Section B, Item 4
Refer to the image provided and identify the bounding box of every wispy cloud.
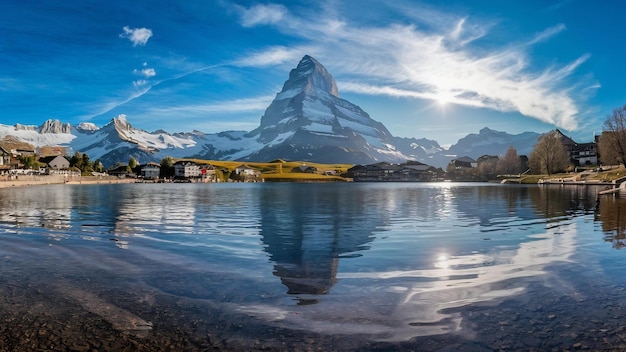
[233,3,593,131]
[237,4,287,27]
[119,26,153,46]
[233,46,304,67]
[147,96,274,115]
[526,23,567,45]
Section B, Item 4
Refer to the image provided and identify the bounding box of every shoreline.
[0,175,136,188]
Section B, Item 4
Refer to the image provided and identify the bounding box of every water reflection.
[260,184,590,340]
[258,184,378,303]
[0,185,72,232]
[596,195,626,249]
[0,182,619,347]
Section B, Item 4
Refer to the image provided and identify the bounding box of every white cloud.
[238,4,287,27]
[133,80,147,87]
[133,68,156,78]
[233,3,593,131]
[120,26,153,46]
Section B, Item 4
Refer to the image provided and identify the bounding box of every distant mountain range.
[0,55,542,169]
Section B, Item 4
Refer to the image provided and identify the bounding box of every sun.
[434,91,455,107]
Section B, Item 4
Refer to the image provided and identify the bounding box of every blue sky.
[0,0,622,147]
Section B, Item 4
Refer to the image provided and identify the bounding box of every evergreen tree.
[128,157,138,170]
[160,156,175,178]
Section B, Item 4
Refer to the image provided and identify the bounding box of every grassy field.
[183,159,354,182]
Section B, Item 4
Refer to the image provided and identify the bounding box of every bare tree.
[477,155,498,180]
[496,145,521,175]
[528,131,570,175]
[598,105,626,167]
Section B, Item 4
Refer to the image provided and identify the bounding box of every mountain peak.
[39,119,72,134]
[479,127,498,134]
[280,55,339,98]
[112,114,133,132]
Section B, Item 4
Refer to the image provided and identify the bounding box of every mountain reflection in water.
[0,183,625,350]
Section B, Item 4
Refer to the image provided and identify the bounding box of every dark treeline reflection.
[596,195,626,249]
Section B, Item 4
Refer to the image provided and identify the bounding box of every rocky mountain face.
[40,119,72,134]
[244,55,408,164]
[0,55,545,168]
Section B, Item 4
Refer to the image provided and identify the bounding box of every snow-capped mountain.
[243,55,410,163]
[0,55,542,168]
[68,115,263,166]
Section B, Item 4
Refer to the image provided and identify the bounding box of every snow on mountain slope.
[0,122,75,147]
[244,55,409,164]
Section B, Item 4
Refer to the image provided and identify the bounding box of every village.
[0,128,615,185]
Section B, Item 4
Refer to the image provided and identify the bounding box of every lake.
[0,182,626,351]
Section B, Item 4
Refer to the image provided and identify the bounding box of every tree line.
[448,104,626,180]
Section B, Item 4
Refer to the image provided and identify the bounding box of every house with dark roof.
[555,129,598,166]
[0,146,11,171]
[39,155,70,170]
[140,162,161,179]
[174,161,200,178]
[347,161,438,182]
[108,165,132,178]
[450,156,477,169]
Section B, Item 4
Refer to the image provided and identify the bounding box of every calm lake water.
[1,182,626,351]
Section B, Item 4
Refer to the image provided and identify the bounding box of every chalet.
[39,155,70,170]
[0,136,35,158]
[0,146,11,169]
[571,142,597,166]
[450,156,477,169]
[346,162,402,182]
[234,164,260,177]
[200,164,217,182]
[174,161,200,178]
[140,162,161,179]
[556,129,598,166]
[108,165,132,178]
[392,163,437,181]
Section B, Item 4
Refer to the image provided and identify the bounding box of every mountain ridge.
[0,115,541,169]
[0,55,544,168]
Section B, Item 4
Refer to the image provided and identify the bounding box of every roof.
[38,155,68,164]
[400,164,432,172]
[142,162,161,168]
[554,129,576,146]
[174,160,196,166]
[455,156,476,163]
